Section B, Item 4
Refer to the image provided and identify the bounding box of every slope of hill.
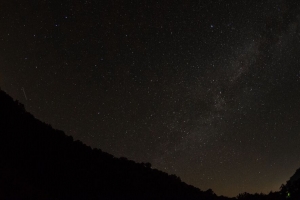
[289,168,300,183]
[0,89,233,200]
[279,168,300,200]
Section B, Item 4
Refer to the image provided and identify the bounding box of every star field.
[1,0,300,197]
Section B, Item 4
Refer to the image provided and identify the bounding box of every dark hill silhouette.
[289,168,300,183]
[0,89,234,200]
[278,168,300,200]
[235,164,300,199]
[236,169,300,200]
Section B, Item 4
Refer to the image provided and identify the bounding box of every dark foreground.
[0,89,299,199]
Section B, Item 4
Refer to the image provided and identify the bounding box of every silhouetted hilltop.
[278,168,300,200]
[236,169,300,200]
[289,168,300,183]
[0,89,233,200]
[234,169,300,200]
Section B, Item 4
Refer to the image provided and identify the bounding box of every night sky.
[1,0,300,197]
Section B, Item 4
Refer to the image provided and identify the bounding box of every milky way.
[1,0,300,196]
